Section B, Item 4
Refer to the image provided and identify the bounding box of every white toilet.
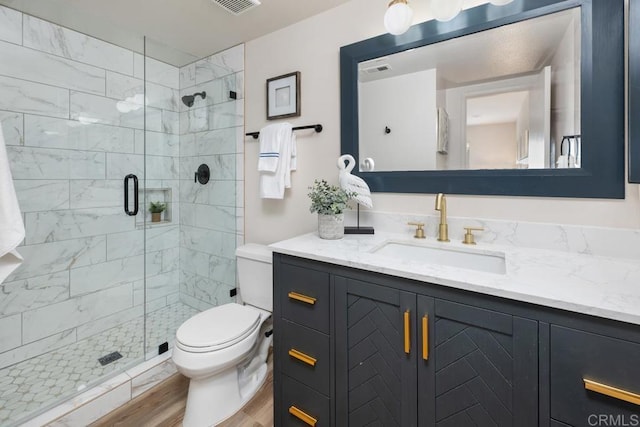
[172,243,273,427]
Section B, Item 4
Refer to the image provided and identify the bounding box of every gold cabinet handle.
[404,310,411,354]
[288,291,316,305]
[288,349,317,367]
[584,379,640,405]
[422,315,429,361]
[289,406,318,426]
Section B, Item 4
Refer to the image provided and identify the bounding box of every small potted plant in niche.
[149,201,167,223]
[308,179,353,240]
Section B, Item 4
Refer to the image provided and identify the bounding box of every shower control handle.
[123,174,139,216]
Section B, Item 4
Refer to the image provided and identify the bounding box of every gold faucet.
[435,193,449,242]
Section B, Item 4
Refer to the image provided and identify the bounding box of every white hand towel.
[258,123,292,172]
[0,124,25,284]
[259,123,296,199]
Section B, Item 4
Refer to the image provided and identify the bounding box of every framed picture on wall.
[266,71,300,120]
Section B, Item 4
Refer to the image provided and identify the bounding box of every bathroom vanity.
[271,232,640,427]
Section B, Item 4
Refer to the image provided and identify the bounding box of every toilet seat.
[176,303,261,353]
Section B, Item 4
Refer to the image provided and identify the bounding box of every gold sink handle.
[462,227,484,245]
[408,222,426,239]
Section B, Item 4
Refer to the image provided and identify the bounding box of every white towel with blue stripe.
[259,123,296,199]
[0,124,25,284]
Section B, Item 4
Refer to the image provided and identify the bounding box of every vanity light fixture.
[384,0,414,35]
[384,0,514,35]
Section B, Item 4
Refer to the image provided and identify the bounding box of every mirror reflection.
[357,7,581,172]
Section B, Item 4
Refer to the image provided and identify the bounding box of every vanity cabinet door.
[419,298,538,427]
[335,276,418,427]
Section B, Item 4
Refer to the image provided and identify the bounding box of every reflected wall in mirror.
[358,7,581,172]
[341,0,624,198]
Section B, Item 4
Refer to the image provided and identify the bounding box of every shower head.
[181,91,206,108]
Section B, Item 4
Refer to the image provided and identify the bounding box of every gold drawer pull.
[422,315,429,361]
[404,310,411,354]
[289,349,317,367]
[289,405,318,426]
[584,379,640,405]
[288,291,317,305]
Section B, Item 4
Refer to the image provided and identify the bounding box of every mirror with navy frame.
[631,0,640,183]
[340,0,624,198]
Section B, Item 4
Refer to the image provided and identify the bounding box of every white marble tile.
[0,5,21,45]
[22,283,134,343]
[106,226,179,260]
[69,255,143,297]
[192,127,238,155]
[25,207,135,244]
[179,291,214,312]
[162,109,180,134]
[69,180,121,209]
[7,146,105,179]
[166,292,180,305]
[236,180,244,208]
[0,75,69,118]
[106,72,179,112]
[179,179,236,206]
[145,270,179,302]
[5,236,106,281]
[23,15,133,75]
[179,62,196,89]
[146,106,163,133]
[133,53,144,80]
[180,272,232,307]
[76,305,143,341]
[180,247,210,278]
[13,180,70,212]
[24,115,135,153]
[0,328,76,370]
[0,271,69,317]
[158,247,180,273]
[146,155,179,180]
[130,359,176,398]
[48,380,131,427]
[180,107,208,134]
[236,207,244,235]
[180,225,236,259]
[0,110,23,146]
[180,154,235,181]
[195,44,244,84]
[0,314,21,353]
[209,255,236,287]
[143,130,179,157]
[193,204,236,232]
[145,57,180,89]
[0,40,106,95]
[106,152,143,179]
[208,101,243,130]
[70,92,144,130]
[235,149,244,181]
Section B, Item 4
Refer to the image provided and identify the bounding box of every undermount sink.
[371,240,506,275]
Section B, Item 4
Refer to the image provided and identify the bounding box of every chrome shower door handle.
[123,174,139,216]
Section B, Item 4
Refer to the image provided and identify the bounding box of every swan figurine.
[337,154,373,208]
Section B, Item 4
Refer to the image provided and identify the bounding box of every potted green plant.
[308,179,353,239]
[149,201,167,223]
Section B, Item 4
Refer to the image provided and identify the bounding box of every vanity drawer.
[280,262,330,334]
[550,325,640,426]
[280,319,330,396]
[281,375,331,427]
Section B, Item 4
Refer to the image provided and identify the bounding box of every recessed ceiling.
[0,0,352,66]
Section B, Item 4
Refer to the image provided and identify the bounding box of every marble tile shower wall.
[178,45,244,311]
[0,5,181,369]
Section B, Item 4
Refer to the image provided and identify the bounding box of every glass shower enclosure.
[0,5,243,424]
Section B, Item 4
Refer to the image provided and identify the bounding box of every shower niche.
[138,187,173,227]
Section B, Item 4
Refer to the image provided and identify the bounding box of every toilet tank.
[236,244,273,312]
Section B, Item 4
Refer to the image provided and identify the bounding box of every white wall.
[467,123,517,169]
[359,68,438,171]
[244,0,640,245]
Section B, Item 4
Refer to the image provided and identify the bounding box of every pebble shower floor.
[0,302,198,426]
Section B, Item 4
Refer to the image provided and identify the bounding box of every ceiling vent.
[211,0,261,15]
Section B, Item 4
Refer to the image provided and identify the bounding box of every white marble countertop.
[270,231,640,326]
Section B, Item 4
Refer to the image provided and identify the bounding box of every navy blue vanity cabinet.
[549,325,640,426]
[273,254,333,427]
[332,279,538,427]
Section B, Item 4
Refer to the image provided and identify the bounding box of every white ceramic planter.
[318,213,344,240]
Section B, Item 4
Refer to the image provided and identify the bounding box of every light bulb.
[384,0,413,36]
[430,0,463,22]
[490,0,514,4]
